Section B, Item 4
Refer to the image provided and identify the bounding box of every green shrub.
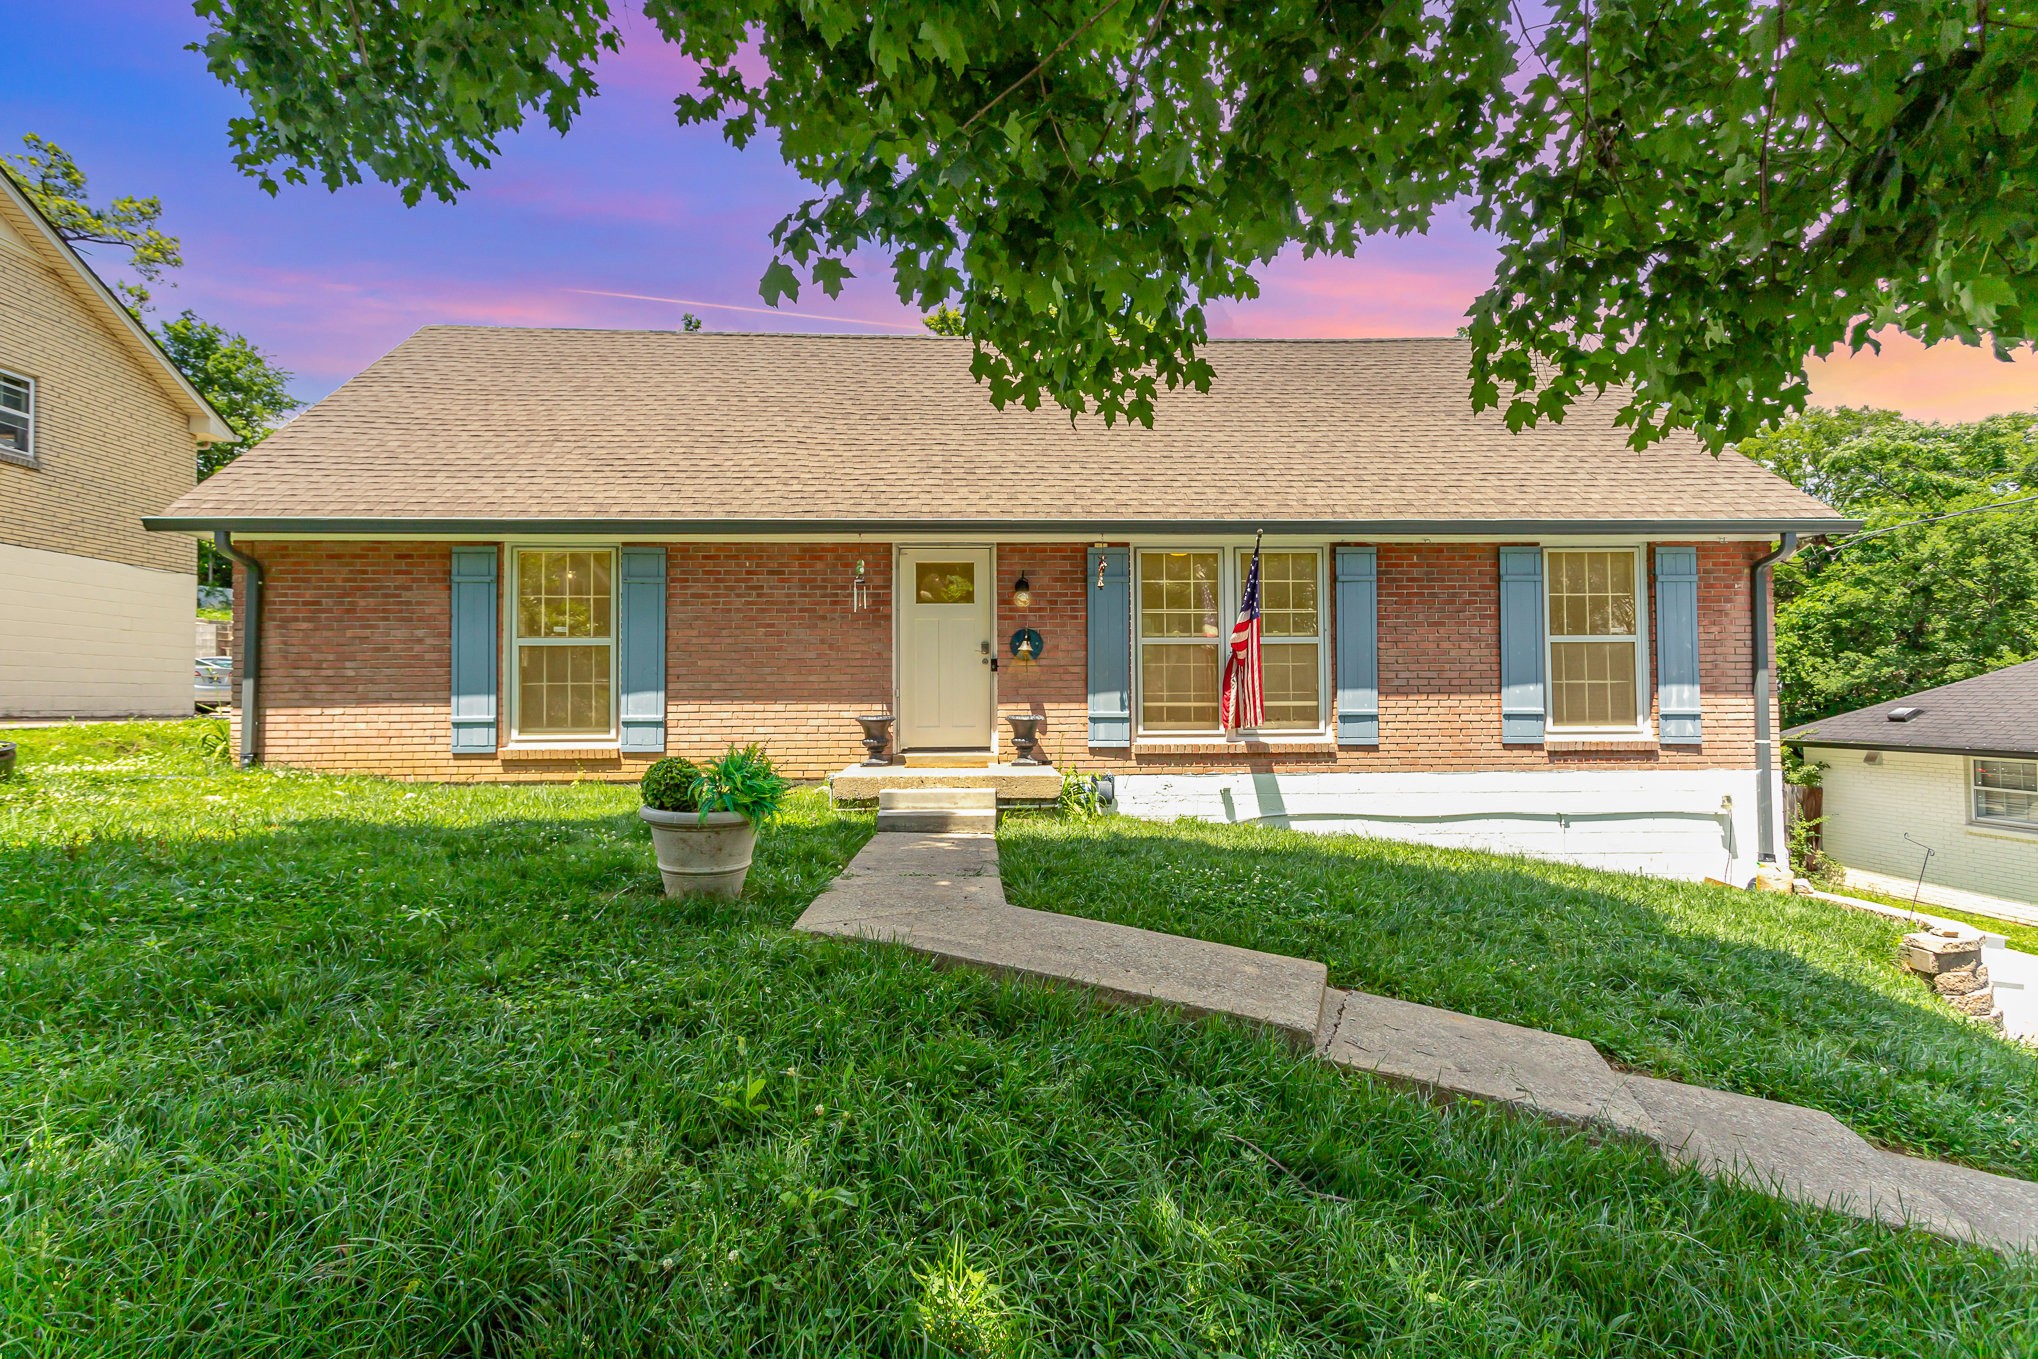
[639,757,702,812]
[696,744,789,823]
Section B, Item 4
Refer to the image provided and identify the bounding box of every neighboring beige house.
[1788,659,2038,919]
[0,171,231,718]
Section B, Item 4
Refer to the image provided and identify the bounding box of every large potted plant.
[638,746,788,899]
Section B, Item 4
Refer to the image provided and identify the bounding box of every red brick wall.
[228,538,1774,782]
[982,540,1767,776]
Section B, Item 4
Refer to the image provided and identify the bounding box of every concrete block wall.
[0,541,193,718]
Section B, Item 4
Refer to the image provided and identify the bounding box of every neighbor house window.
[1545,548,1645,731]
[512,548,615,740]
[1972,758,2038,831]
[0,371,32,463]
[1135,547,1325,735]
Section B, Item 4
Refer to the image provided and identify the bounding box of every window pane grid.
[1140,642,1220,730]
[1140,551,1221,639]
[1974,759,2038,827]
[1546,550,1640,729]
[1244,550,1320,639]
[514,549,615,738]
[1136,549,1323,735]
[0,373,30,457]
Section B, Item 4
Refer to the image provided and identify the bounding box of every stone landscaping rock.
[1901,926,2003,1031]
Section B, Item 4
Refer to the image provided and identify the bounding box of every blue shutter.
[1334,546,1379,744]
[1654,545,1702,744]
[617,546,668,753]
[449,545,499,752]
[1086,547,1131,747]
[1498,546,1545,744]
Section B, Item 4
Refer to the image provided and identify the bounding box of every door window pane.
[1141,551,1222,638]
[914,561,976,604]
[1141,642,1220,730]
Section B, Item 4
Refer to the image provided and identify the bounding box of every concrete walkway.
[797,831,2038,1256]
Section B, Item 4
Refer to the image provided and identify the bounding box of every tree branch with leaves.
[186,1,2036,447]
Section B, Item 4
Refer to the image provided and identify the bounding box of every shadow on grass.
[7,775,2038,1354]
[999,813,2038,1178]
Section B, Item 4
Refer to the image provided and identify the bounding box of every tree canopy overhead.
[190,2,2037,445]
[1745,407,2038,726]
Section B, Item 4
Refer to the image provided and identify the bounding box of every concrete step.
[835,763,1062,804]
[876,786,997,833]
[903,749,994,768]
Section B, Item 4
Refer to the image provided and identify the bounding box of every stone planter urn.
[1005,714,1046,765]
[854,714,895,766]
[638,808,756,900]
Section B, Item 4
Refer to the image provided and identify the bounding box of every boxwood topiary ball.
[640,756,702,812]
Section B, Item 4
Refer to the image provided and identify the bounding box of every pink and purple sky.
[11,3,2035,418]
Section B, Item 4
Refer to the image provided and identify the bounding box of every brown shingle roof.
[152,328,1851,533]
[1785,660,2038,759]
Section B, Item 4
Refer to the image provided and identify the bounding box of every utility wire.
[1807,491,2038,554]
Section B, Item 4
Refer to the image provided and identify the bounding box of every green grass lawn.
[1817,876,2038,955]
[1000,814,2038,1180]
[3,722,2035,1356]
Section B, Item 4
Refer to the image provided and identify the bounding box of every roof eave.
[0,177,234,441]
[1786,734,2038,761]
[145,514,1864,537]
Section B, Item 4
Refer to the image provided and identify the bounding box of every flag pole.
[1223,529,1266,739]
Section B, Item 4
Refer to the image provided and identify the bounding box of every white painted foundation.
[0,541,194,718]
[1113,767,1778,885]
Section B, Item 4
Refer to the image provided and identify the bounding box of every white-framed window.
[1134,546,1326,736]
[509,546,617,742]
[1544,546,1649,733]
[1971,758,2038,831]
[0,370,34,465]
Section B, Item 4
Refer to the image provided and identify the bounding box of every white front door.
[898,547,994,749]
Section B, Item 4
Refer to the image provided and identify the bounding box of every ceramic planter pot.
[639,807,756,900]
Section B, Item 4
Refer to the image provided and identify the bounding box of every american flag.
[1220,538,1265,732]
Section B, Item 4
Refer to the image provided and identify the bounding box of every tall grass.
[1,722,2033,1356]
[1002,812,2038,1179]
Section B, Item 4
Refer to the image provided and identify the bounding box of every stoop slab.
[1318,988,1658,1136]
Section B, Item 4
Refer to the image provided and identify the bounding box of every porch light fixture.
[1011,573,1032,609]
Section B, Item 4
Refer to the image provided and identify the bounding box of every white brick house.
[1788,660,2038,916]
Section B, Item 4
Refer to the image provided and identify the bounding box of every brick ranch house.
[147,328,1855,883]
